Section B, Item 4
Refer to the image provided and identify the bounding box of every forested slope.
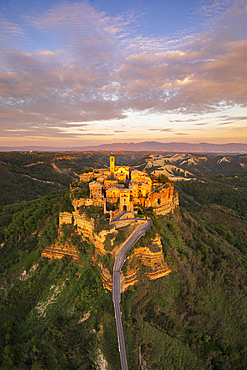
[0,154,247,369]
[0,191,116,369]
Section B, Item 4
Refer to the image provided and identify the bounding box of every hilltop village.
[71,156,179,218]
[42,156,179,290]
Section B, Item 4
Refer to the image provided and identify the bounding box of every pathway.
[112,218,152,370]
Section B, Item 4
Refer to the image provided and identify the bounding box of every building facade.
[75,156,178,216]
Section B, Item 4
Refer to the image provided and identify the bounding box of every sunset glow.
[1,0,247,147]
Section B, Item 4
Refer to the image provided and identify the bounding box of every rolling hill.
[134,152,247,180]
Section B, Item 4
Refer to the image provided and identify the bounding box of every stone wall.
[151,193,179,216]
[73,211,95,233]
[72,212,118,263]
[110,209,121,220]
[100,266,113,291]
[145,183,179,215]
[59,212,73,226]
[47,211,116,261]
[72,198,105,211]
[41,245,80,260]
[112,216,141,230]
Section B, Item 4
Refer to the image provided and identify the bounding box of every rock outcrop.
[42,212,171,291]
[41,230,80,260]
[123,235,171,290]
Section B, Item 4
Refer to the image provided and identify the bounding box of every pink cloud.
[0,14,25,45]
[0,0,247,140]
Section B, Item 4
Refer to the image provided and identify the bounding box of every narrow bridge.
[112,216,152,370]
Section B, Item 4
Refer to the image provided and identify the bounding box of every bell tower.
[110,156,115,173]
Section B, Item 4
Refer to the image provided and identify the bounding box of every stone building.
[89,181,103,199]
[79,172,93,182]
[106,187,120,203]
[104,179,118,190]
[76,156,178,217]
[114,167,130,182]
[119,189,133,213]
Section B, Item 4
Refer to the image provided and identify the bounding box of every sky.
[0,0,247,147]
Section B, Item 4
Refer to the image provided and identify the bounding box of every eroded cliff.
[42,211,171,291]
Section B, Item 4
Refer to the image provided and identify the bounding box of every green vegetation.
[160,173,170,183]
[103,232,117,251]
[0,151,147,207]
[0,254,113,369]
[104,224,138,254]
[1,152,247,369]
[120,206,247,369]
[0,163,66,207]
[0,192,62,274]
[71,181,90,199]
[176,174,247,219]
[106,201,118,211]
[78,205,112,232]
[0,191,117,369]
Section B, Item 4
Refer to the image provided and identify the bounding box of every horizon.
[1,140,247,154]
[1,0,247,146]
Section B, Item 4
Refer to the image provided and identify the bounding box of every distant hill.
[134,152,247,179]
[81,141,247,153]
[1,141,247,153]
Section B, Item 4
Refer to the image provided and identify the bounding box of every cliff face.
[42,211,171,291]
[123,235,171,290]
[146,183,179,216]
[42,211,116,261]
[59,212,73,226]
[151,192,179,216]
[41,230,80,260]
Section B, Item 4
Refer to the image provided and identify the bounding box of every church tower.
[110,156,115,173]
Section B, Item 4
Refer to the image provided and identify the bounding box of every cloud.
[26,3,92,30]
[185,118,198,122]
[114,130,126,132]
[78,133,114,136]
[25,2,130,65]
[217,124,247,136]
[2,122,115,138]
[218,121,235,125]
[1,0,247,138]
[175,133,189,135]
[0,14,25,46]
[194,122,211,126]
[216,115,247,124]
[227,116,247,121]
[149,128,172,131]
